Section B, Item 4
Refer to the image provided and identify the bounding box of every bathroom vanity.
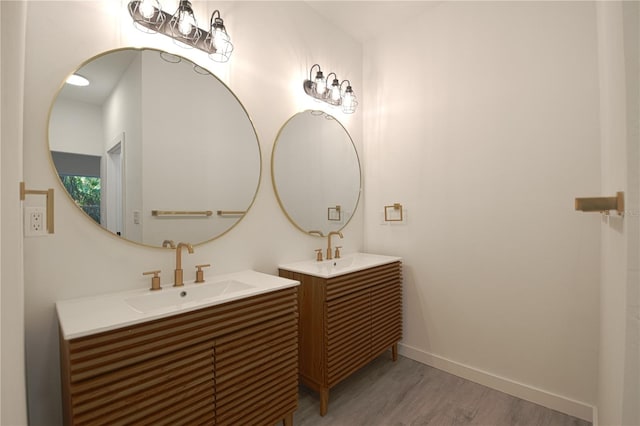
[56,271,299,426]
[279,253,402,416]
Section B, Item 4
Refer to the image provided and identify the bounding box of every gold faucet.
[326,231,343,260]
[174,242,194,287]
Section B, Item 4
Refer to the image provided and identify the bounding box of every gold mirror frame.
[47,47,261,248]
[271,110,361,236]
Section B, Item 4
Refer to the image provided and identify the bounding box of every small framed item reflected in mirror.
[328,205,341,221]
[384,203,404,222]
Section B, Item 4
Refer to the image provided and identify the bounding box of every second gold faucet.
[326,231,343,260]
[174,242,194,286]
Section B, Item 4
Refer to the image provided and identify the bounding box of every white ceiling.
[305,1,439,43]
[59,50,139,104]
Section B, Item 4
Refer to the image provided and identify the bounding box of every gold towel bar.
[152,210,213,217]
[217,210,246,216]
[575,191,624,216]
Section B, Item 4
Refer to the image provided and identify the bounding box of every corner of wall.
[0,1,29,425]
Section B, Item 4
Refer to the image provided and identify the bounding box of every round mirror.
[271,110,361,236]
[48,48,261,247]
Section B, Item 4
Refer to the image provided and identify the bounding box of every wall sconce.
[303,64,358,114]
[128,0,234,62]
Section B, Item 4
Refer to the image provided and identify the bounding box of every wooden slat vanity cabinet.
[279,261,402,416]
[59,287,298,426]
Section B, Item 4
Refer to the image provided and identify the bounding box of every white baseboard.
[398,343,594,422]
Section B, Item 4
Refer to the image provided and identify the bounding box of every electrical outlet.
[24,207,47,236]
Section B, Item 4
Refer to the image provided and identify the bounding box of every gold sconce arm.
[19,182,54,234]
[575,191,624,216]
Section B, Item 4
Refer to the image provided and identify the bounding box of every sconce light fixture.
[303,64,358,114]
[128,0,234,62]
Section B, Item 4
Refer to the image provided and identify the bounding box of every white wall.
[21,1,362,424]
[363,2,600,420]
[620,3,640,418]
[103,49,142,240]
[1,1,29,424]
[49,98,103,155]
[596,2,640,425]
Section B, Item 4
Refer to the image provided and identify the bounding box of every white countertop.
[56,270,299,340]
[278,252,402,278]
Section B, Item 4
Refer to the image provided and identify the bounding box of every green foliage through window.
[60,175,101,224]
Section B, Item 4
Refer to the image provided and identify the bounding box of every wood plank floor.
[294,353,591,426]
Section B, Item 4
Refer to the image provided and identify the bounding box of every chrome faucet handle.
[334,246,342,259]
[315,249,323,262]
[195,264,211,283]
[143,270,162,291]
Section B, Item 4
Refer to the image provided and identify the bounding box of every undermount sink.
[125,279,255,314]
[279,252,402,278]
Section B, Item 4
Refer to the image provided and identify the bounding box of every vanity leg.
[283,412,294,426]
[392,343,398,362]
[320,387,329,416]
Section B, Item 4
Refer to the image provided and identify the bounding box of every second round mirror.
[271,110,361,236]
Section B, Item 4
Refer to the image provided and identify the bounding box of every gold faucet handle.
[334,246,342,259]
[315,249,323,262]
[195,264,211,283]
[143,270,162,291]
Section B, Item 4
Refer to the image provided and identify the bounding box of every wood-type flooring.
[294,354,591,426]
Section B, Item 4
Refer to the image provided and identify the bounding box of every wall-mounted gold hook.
[575,191,624,217]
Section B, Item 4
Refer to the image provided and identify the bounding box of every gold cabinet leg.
[392,343,398,361]
[320,387,329,416]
